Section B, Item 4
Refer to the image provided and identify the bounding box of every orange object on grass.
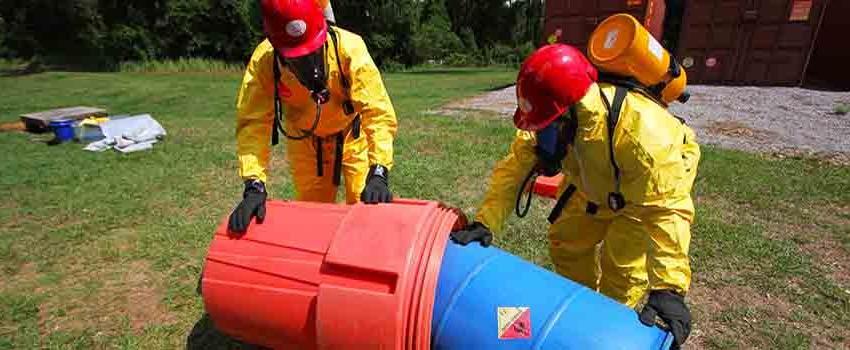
[200,200,463,349]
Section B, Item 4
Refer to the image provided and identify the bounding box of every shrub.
[835,103,850,116]
[445,53,476,67]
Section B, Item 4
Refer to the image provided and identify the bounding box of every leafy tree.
[333,0,420,66]
[413,0,463,63]
[0,0,544,68]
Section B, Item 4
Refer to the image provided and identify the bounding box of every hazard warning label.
[497,307,532,340]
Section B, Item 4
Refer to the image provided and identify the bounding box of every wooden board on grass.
[20,106,107,132]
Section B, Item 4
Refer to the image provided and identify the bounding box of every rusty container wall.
[645,0,668,39]
[805,0,850,90]
[677,0,827,86]
[543,0,650,51]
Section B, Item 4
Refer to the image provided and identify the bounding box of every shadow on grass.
[0,63,44,78]
[186,313,268,350]
[0,59,112,77]
[0,56,130,77]
[487,83,515,91]
[401,68,512,75]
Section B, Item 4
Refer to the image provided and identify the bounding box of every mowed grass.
[1,68,848,349]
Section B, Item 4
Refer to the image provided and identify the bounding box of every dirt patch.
[813,239,850,288]
[687,281,835,349]
[37,260,175,335]
[450,174,491,213]
[0,121,25,132]
[748,200,850,289]
[770,148,850,166]
[692,196,850,347]
[698,195,850,286]
[414,142,443,156]
[0,206,23,231]
[0,263,39,293]
[705,120,779,142]
[432,86,516,116]
[95,227,139,254]
[124,262,173,331]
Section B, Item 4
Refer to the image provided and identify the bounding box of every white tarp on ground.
[83,114,166,153]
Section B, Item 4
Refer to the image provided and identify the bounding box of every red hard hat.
[513,44,598,131]
[261,0,328,58]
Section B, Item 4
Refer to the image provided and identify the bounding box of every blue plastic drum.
[49,120,76,142]
[432,241,673,350]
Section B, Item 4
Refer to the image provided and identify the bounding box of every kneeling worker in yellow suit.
[450,44,700,349]
[229,0,398,233]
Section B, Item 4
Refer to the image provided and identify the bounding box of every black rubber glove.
[639,290,692,350]
[450,222,493,247]
[360,164,393,204]
[228,180,267,234]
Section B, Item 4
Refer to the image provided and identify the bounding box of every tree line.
[0,0,544,69]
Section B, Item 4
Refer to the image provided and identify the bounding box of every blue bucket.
[49,120,76,142]
[432,241,673,350]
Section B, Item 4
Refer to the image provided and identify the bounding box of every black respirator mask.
[284,46,331,104]
[534,117,569,177]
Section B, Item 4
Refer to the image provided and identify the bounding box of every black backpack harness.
[271,26,361,187]
[516,75,686,224]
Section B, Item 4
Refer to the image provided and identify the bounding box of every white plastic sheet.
[83,114,167,153]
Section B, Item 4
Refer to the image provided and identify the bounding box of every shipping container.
[544,0,840,87]
[543,0,652,51]
[805,0,850,90]
[676,0,827,85]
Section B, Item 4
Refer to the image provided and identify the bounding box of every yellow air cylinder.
[315,0,335,23]
[588,14,689,104]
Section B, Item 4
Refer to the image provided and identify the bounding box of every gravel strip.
[440,87,518,116]
[439,85,850,165]
[670,86,850,162]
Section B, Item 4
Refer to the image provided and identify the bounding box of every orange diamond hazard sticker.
[497,307,532,340]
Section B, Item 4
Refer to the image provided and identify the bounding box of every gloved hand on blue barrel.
[450,222,493,247]
[640,290,692,350]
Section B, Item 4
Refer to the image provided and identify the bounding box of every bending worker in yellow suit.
[229,0,398,233]
[450,45,700,349]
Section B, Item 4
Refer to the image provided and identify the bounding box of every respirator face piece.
[285,46,330,103]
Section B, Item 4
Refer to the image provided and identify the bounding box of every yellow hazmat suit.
[475,83,700,307]
[236,27,397,204]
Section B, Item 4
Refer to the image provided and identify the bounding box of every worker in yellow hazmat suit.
[450,44,699,349]
[229,0,397,233]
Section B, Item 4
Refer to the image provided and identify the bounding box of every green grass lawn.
[1,68,848,349]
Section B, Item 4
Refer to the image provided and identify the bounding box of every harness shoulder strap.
[607,87,628,151]
[599,85,629,211]
[600,85,628,178]
[328,27,358,120]
[548,184,577,224]
[272,51,283,146]
[564,106,579,146]
[327,27,351,90]
[609,87,628,181]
